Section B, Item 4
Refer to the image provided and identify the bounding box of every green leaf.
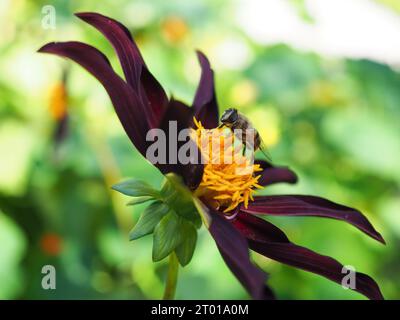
[127,196,154,206]
[129,202,169,240]
[175,221,197,267]
[152,211,184,262]
[112,179,159,198]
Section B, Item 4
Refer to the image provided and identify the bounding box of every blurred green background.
[0,0,399,299]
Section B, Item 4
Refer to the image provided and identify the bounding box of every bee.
[219,108,271,160]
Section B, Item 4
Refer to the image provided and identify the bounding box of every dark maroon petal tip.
[208,209,274,299]
[233,213,384,300]
[258,166,298,186]
[242,195,385,244]
[254,159,274,169]
[192,51,219,129]
[75,11,168,127]
[250,241,384,300]
[38,41,149,156]
[75,12,144,85]
[254,159,298,186]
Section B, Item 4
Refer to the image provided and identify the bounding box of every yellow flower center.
[192,117,263,213]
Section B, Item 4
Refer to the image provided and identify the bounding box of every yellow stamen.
[192,117,264,213]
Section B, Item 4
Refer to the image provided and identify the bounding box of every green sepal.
[161,174,202,229]
[129,201,169,240]
[152,211,184,262]
[120,174,203,267]
[126,196,154,206]
[174,221,197,267]
[112,179,159,198]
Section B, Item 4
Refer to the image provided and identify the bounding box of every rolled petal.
[241,195,385,244]
[254,159,273,168]
[233,213,384,300]
[208,209,275,299]
[38,41,149,155]
[254,159,298,186]
[75,12,168,127]
[192,51,219,129]
[258,166,298,186]
[74,12,143,85]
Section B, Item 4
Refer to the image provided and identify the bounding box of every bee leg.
[217,124,225,129]
[242,144,246,156]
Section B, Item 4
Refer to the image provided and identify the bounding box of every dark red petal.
[74,12,143,85]
[192,51,219,129]
[233,211,289,243]
[75,12,168,127]
[254,159,274,169]
[140,67,169,126]
[242,195,385,244]
[157,99,203,188]
[258,166,298,186]
[38,41,149,155]
[233,213,384,300]
[208,210,275,299]
[181,158,204,191]
[254,159,298,186]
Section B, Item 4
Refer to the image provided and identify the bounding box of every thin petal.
[208,209,274,299]
[232,211,289,243]
[140,67,169,126]
[258,166,298,186]
[233,213,384,300]
[74,12,143,85]
[75,12,168,126]
[242,195,385,244]
[254,159,298,186]
[192,51,219,129]
[38,41,149,155]
[254,159,273,168]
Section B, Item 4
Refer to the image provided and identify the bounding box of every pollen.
[192,117,263,213]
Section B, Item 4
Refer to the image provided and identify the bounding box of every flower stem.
[163,252,179,300]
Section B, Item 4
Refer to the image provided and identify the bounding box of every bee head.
[220,108,238,125]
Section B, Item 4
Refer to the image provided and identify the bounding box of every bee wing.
[258,138,273,162]
[243,131,273,162]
